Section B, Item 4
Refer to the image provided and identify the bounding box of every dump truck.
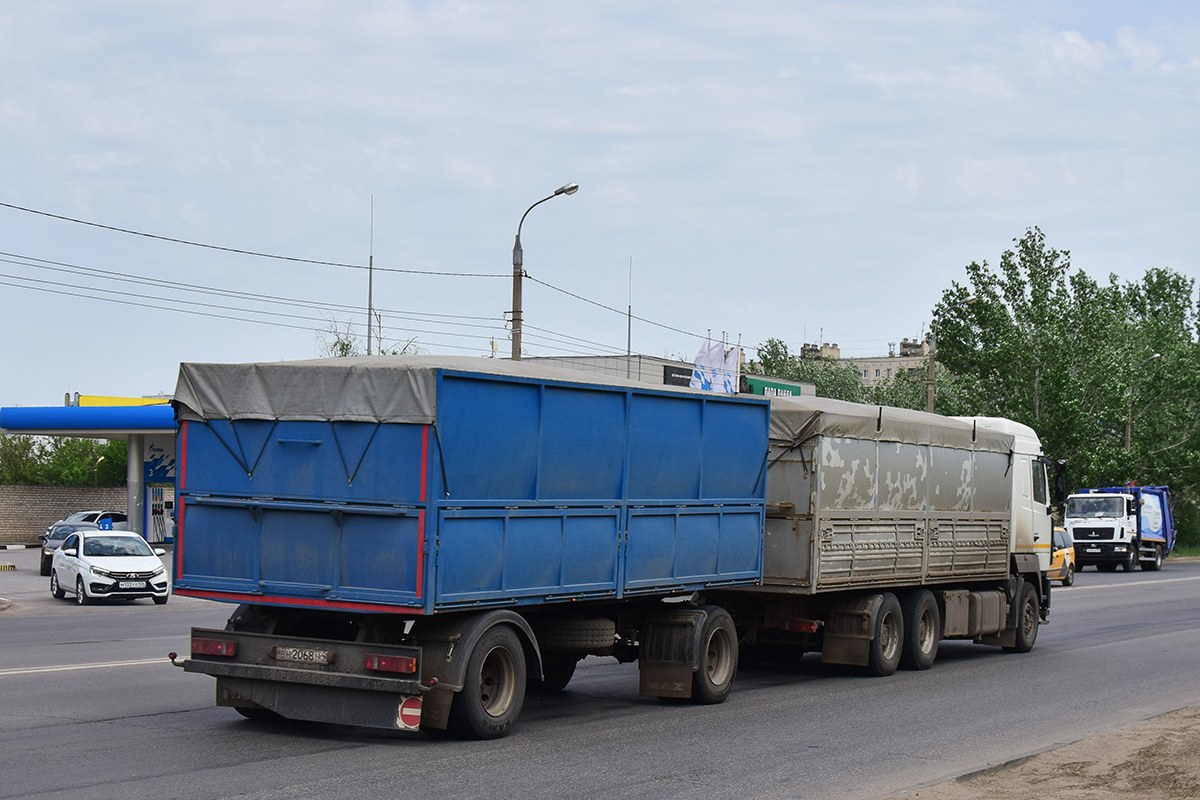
[1066,485,1175,572]
[171,357,1052,738]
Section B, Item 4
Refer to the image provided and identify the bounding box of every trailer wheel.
[1144,544,1163,572]
[690,607,738,704]
[899,590,940,670]
[866,593,903,677]
[1005,581,1039,653]
[527,652,578,694]
[1122,546,1138,572]
[447,625,526,739]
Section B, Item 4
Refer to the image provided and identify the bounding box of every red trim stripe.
[416,425,429,599]
[174,588,423,614]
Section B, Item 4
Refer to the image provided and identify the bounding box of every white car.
[49,530,170,605]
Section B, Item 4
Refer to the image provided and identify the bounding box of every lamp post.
[93,455,105,488]
[1125,352,1162,452]
[511,182,579,361]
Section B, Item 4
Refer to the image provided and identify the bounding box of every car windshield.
[48,528,76,541]
[82,536,154,557]
[1066,496,1124,518]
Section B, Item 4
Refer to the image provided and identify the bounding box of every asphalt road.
[2,547,1199,800]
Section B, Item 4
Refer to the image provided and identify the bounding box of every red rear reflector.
[365,653,417,674]
[778,619,821,634]
[192,638,238,657]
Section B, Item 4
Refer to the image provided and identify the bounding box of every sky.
[1,1,1198,407]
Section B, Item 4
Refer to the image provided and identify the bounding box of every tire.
[1062,563,1075,587]
[690,607,738,704]
[534,618,616,651]
[899,590,940,670]
[50,570,66,599]
[1098,563,1118,572]
[75,577,91,606]
[1004,580,1039,653]
[866,593,904,677]
[1122,546,1138,572]
[40,557,51,577]
[153,594,169,605]
[1144,544,1163,572]
[446,625,526,739]
[528,652,577,694]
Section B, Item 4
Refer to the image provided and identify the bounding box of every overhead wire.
[0,201,727,355]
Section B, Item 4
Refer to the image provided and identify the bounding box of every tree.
[932,227,1200,548]
[747,338,867,402]
[0,434,126,487]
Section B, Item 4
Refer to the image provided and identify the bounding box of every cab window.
[1032,462,1048,506]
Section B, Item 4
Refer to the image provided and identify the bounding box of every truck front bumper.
[1073,542,1134,565]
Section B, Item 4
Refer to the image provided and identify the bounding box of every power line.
[525,274,706,340]
[0,202,507,278]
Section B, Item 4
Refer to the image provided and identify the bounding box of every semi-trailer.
[171,356,1053,738]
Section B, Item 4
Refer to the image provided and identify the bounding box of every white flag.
[689,338,722,390]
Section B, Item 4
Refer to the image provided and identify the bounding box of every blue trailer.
[173,357,1051,738]
[174,357,768,737]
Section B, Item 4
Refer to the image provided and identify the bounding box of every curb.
[2,544,30,550]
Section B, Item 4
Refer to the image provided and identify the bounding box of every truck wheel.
[447,625,526,739]
[866,593,903,677]
[1122,547,1138,572]
[690,607,738,704]
[1144,544,1163,572]
[899,590,940,670]
[527,652,577,694]
[1004,581,1039,653]
[1062,563,1075,587]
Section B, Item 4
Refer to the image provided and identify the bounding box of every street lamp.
[511,182,579,361]
[93,455,106,488]
[1125,352,1162,452]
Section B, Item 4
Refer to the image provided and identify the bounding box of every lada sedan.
[50,530,170,605]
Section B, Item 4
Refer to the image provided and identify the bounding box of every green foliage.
[747,338,867,402]
[931,226,1200,544]
[0,435,126,486]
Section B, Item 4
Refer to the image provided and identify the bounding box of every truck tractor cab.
[1065,492,1138,572]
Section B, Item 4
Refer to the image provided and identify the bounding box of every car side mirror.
[154,548,166,556]
[63,548,77,557]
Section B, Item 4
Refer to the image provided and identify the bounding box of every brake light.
[777,619,822,634]
[364,653,417,674]
[192,637,238,657]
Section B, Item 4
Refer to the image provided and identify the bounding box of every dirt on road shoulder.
[886,704,1200,800]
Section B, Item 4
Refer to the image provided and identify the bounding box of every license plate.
[1086,547,1100,553]
[118,581,146,589]
[271,646,336,665]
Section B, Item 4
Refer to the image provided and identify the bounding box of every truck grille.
[1073,527,1114,541]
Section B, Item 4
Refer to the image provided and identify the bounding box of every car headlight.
[91,567,115,579]
[151,566,165,577]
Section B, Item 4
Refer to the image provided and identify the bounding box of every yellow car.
[1048,527,1076,586]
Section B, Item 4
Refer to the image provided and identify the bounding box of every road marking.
[0,658,167,677]
[1060,574,1200,593]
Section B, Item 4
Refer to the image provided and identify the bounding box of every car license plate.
[118,580,147,589]
[1086,547,1100,553]
[271,646,336,665]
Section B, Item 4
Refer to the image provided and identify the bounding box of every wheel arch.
[415,610,542,693]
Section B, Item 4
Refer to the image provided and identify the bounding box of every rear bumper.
[185,628,425,730]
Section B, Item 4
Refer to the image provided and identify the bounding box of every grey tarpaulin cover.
[768,395,1014,454]
[174,355,708,424]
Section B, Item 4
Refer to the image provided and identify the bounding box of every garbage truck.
[1066,485,1175,572]
[170,357,1053,738]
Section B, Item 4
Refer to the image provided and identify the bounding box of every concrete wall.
[0,485,127,546]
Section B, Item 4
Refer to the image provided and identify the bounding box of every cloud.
[1116,27,1162,75]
